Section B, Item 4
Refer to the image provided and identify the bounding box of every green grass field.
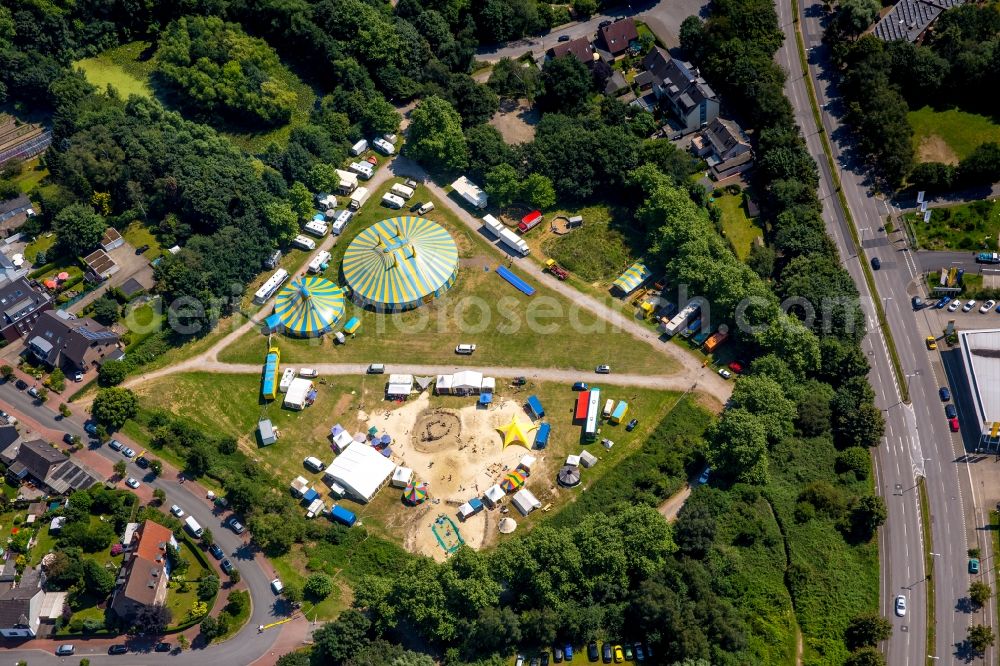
[906,198,1000,251]
[714,194,762,260]
[122,221,163,259]
[8,157,49,193]
[542,205,637,282]
[74,41,155,100]
[908,106,1000,163]
[222,181,677,375]
[24,233,56,262]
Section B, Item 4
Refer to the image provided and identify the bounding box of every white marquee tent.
[323,442,396,502]
[512,488,542,516]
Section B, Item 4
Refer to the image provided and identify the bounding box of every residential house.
[100,227,124,252]
[691,117,755,178]
[547,37,597,66]
[597,18,639,57]
[0,194,34,238]
[874,0,964,42]
[27,310,122,372]
[111,520,175,623]
[83,248,118,282]
[0,567,43,638]
[639,47,719,134]
[0,277,52,344]
[1,438,100,495]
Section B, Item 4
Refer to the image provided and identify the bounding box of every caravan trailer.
[350,139,368,156]
[390,183,414,200]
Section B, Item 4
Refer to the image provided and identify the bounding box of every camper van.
[349,161,374,180]
[184,516,204,538]
[372,137,395,155]
[304,456,324,472]
[350,139,368,156]
[331,209,353,235]
[349,186,370,211]
[304,219,328,237]
[308,251,332,274]
[291,235,316,251]
[390,183,414,200]
[381,193,405,209]
[299,368,318,378]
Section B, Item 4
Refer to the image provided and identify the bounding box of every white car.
[271,578,284,594]
[895,594,907,617]
[125,477,140,489]
[981,300,996,313]
[948,300,961,312]
[963,299,977,312]
[719,368,732,379]
[170,504,185,518]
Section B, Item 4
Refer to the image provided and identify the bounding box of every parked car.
[84,421,98,435]
[209,544,224,560]
[564,645,573,661]
[108,644,128,655]
[602,642,613,663]
[624,645,633,661]
[63,433,75,445]
[135,456,149,469]
[699,468,711,484]
[135,244,150,254]
[367,363,385,374]
[558,34,570,41]
[515,655,525,666]
[572,382,589,391]
[945,404,958,419]
[870,257,881,270]
[0,410,14,425]
[553,646,563,662]
[939,387,951,401]
[27,386,40,398]
[626,418,638,431]
[125,477,140,489]
[596,364,611,374]
[718,368,732,379]
[634,642,645,661]
[73,371,83,382]
[15,379,27,390]
[981,300,997,313]
[531,657,540,666]
[587,642,599,662]
[728,361,744,374]
[271,578,284,594]
[227,516,246,534]
[948,299,961,312]
[970,558,981,574]
[221,558,234,574]
[404,178,418,189]
[926,336,938,350]
[600,19,613,28]
[963,299,977,312]
[108,439,124,451]
[911,296,924,310]
[950,417,960,432]
[170,504,185,517]
[154,642,171,652]
[895,594,907,616]
[613,645,624,662]
[936,296,951,309]
[540,654,550,666]
[122,447,136,458]
[55,644,75,656]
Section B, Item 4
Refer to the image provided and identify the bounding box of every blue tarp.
[302,488,319,502]
[526,395,544,418]
[380,447,392,457]
[496,265,536,296]
[534,422,551,449]
[263,313,282,333]
[479,393,493,405]
[469,498,484,512]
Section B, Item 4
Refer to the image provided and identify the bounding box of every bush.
[304,573,334,600]
[836,447,871,480]
[198,575,219,601]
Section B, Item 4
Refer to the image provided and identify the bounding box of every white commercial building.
[958,328,1000,449]
[322,441,396,503]
[452,176,488,209]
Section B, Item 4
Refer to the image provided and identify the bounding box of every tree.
[445,74,499,128]
[844,612,892,649]
[98,359,128,386]
[957,142,1000,187]
[729,375,796,443]
[521,173,556,209]
[200,528,214,546]
[970,581,992,608]
[276,653,309,666]
[484,164,521,208]
[487,58,542,101]
[845,647,885,666]
[968,624,995,655]
[538,56,592,114]
[848,495,887,541]
[82,559,116,598]
[311,610,371,666]
[405,96,469,173]
[54,203,105,257]
[283,582,303,603]
[91,387,138,430]
[835,0,881,37]
[707,408,770,484]
[229,568,241,584]
[149,459,163,477]
[152,488,166,504]
[0,365,13,381]
[200,614,220,639]
[675,501,717,558]
[287,181,314,222]
[305,573,334,600]
[91,296,121,325]
[134,603,171,634]
[836,448,871,480]
[113,460,127,478]
[573,0,598,17]
[263,201,298,243]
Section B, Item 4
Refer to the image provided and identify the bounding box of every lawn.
[24,233,56,263]
[222,183,677,375]
[122,221,163,259]
[28,523,58,566]
[908,106,1000,164]
[713,194,762,260]
[541,205,638,283]
[8,157,49,193]
[74,41,156,100]
[906,198,1000,251]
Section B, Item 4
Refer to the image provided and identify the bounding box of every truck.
[498,227,529,256]
[544,259,569,280]
[349,186,370,211]
[518,210,543,233]
[977,252,1000,264]
[184,516,204,538]
[661,303,699,337]
[703,330,728,353]
[329,504,357,527]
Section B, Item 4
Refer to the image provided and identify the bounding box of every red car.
[728,361,744,374]
[949,417,960,432]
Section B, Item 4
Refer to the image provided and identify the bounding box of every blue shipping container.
[534,422,551,449]
[330,504,357,527]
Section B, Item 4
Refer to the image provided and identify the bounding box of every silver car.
[894,594,906,617]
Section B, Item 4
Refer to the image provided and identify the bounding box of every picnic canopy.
[498,517,517,534]
[403,481,429,504]
[342,216,459,311]
[612,261,651,295]
[557,465,581,487]
[273,276,345,337]
[497,415,537,449]
[501,469,527,493]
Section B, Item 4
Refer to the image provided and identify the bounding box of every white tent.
[566,454,581,467]
[386,374,414,398]
[284,378,313,410]
[458,502,475,520]
[512,488,541,516]
[481,377,496,394]
[484,484,505,507]
[435,374,453,394]
[391,466,413,488]
[332,429,354,453]
[322,441,395,502]
[518,454,537,472]
[579,450,598,468]
[452,370,483,394]
[290,476,309,498]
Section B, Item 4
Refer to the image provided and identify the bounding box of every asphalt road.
[0,382,290,665]
[792,3,992,663]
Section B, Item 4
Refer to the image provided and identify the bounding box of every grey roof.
[604,71,629,95]
[874,0,964,42]
[8,439,99,494]
[958,328,1000,429]
[27,310,120,369]
[641,48,717,110]
[0,567,41,628]
[0,195,31,221]
[0,278,50,330]
[701,117,752,159]
[119,278,145,297]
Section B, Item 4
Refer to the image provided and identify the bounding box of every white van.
[390,183,414,200]
[381,193,405,209]
[303,456,324,472]
[603,398,614,418]
[455,344,477,355]
[417,202,435,215]
[184,516,204,538]
[299,368,318,378]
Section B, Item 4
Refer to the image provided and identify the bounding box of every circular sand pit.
[412,409,462,453]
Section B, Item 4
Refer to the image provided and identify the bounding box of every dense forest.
[2,0,888,664]
[827,2,1000,189]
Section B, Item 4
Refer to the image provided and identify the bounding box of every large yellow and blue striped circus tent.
[342,216,459,311]
[273,276,346,337]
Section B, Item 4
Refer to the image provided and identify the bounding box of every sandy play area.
[358,392,557,561]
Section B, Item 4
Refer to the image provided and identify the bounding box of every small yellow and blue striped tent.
[273,276,345,337]
[612,261,651,295]
[342,216,459,311]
